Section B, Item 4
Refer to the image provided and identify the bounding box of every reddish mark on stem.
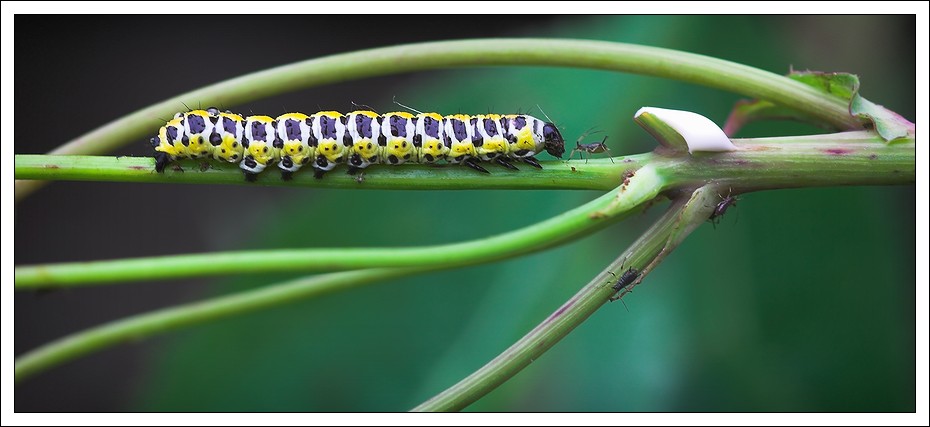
[824,148,852,155]
[547,298,576,321]
[128,165,149,170]
[44,164,59,169]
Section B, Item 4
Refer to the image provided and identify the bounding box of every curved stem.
[412,185,719,412]
[14,176,665,380]
[15,171,662,289]
[14,268,429,382]
[16,38,861,201]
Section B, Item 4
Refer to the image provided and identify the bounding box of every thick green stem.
[15,131,913,289]
[661,131,915,191]
[16,38,862,201]
[412,186,719,412]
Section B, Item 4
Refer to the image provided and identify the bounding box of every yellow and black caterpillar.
[151,108,566,180]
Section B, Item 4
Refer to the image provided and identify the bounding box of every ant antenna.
[536,104,554,123]
[575,127,602,145]
[392,96,424,115]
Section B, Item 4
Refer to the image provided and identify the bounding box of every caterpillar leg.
[494,157,519,171]
[346,166,361,175]
[521,156,543,169]
[279,157,295,181]
[463,158,490,174]
[154,152,172,173]
[244,172,258,182]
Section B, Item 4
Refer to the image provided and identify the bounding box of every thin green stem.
[13,155,627,191]
[16,38,861,200]
[14,268,430,382]
[15,131,914,289]
[412,186,719,412]
[14,177,665,380]
[15,173,661,289]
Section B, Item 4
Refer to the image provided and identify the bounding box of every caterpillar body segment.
[181,109,218,160]
[414,112,448,164]
[381,111,418,165]
[240,115,279,178]
[151,108,566,179]
[212,111,245,164]
[345,110,383,174]
[275,112,315,179]
[442,114,488,173]
[442,114,476,164]
[473,114,518,171]
[310,111,349,177]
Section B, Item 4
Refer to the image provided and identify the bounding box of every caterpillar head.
[542,122,565,158]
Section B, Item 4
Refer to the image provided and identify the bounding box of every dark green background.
[15,15,915,412]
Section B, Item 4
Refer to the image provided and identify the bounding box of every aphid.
[709,191,739,227]
[608,266,641,302]
[569,132,614,163]
[150,107,566,180]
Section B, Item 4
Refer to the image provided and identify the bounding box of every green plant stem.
[15,131,914,289]
[15,174,660,289]
[14,268,430,382]
[12,155,626,191]
[14,176,664,380]
[665,131,915,190]
[14,131,913,191]
[412,186,719,412]
[15,38,862,201]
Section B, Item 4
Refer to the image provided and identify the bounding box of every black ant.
[569,130,614,163]
[709,190,739,228]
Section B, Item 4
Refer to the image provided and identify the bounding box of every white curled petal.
[634,107,736,154]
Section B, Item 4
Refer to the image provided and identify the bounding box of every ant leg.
[602,139,615,163]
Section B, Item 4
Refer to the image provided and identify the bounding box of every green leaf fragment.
[725,70,914,143]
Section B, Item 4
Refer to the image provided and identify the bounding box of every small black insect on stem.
[608,266,641,303]
[569,129,614,163]
[709,190,739,228]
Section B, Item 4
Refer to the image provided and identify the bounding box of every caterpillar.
[151,108,566,180]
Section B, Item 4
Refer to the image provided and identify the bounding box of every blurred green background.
[14,15,915,412]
